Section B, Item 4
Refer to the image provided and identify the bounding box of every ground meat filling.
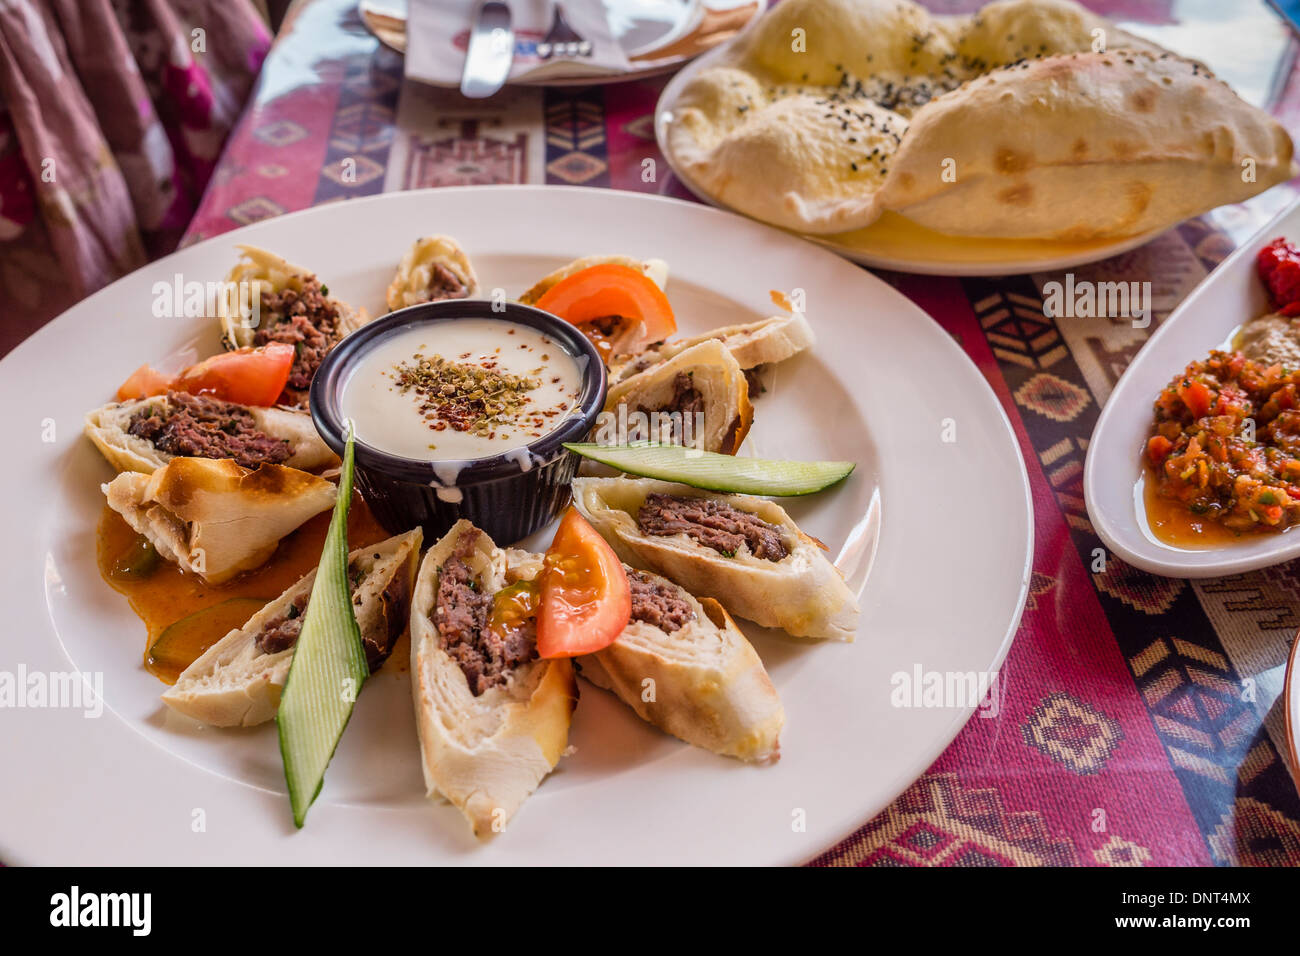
[576,314,627,364]
[425,262,470,301]
[126,391,292,468]
[632,372,705,443]
[256,594,307,656]
[253,279,341,394]
[254,555,409,669]
[663,372,704,418]
[627,570,695,633]
[637,493,790,561]
[434,531,537,696]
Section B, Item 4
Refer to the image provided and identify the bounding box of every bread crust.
[878,51,1298,240]
[102,458,336,585]
[603,340,753,455]
[386,235,480,311]
[613,312,815,384]
[410,520,577,837]
[84,395,336,475]
[581,572,784,762]
[665,0,1295,239]
[217,244,368,351]
[572,477,858,641]
[161,529,423,726]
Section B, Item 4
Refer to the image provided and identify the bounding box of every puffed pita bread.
[741,0,958,88]
[580,566,784,762]
[953,0,1164,69]
[161,530,422,727]
[517,255,669,306]
[613,312,815,384]
[666,0,1293,238]
[217,244,367,351]
[102,458,336,585]
[84,394,336,475]
[572,478,859,641]
[669,85,903,235]
[602,340,752,454]
[410,521,577,837]
[386,235,479,311]
[877,50,1298,240]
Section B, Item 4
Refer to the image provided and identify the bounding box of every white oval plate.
[1085,197,1300,578]
[654,39,1173,277]
[0,186,1031,865]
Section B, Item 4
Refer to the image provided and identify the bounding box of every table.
[181,0,1300,865]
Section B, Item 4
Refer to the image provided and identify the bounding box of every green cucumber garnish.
[276,426,367,827]
[564,442,855,496]
[110,535,160,581]
[147,597,268,684]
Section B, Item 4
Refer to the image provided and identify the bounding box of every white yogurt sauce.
[341,319,583,461]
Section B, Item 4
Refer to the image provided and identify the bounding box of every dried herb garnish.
[391,353,539,437]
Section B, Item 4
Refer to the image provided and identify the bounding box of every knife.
[460,1,515,99]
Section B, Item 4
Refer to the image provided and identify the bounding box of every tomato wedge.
[116,364,174,401]
[533,263,676,357]
[115,343,296,406]
[173,343,295,406]
[536,508,631,659]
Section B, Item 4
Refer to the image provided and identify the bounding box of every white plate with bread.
[655,0,1297,275]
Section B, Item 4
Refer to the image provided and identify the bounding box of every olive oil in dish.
[340,320,583,461]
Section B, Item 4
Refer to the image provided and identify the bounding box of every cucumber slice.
[276,427,367,827]
[563,442,855,496]
[110,535,160,581]
[147,597,268,684]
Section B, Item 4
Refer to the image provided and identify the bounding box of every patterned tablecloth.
[179,0,1300,865]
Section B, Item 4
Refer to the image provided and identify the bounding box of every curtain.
[0,0,271,351]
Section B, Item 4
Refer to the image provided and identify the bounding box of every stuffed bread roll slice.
[580,566,784,762]
[386,235,479,311]
[410,520,577,837]
[602,339,752,454]
[612,311,815,384]
[572,477,858,641]
[517,254,668,306]
[161,529,422,727]
[103,458,336,585]
[217,244,368,406]
[85,391,335,475]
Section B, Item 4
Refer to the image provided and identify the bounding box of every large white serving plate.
[1086,198,1300,578]
[0,186,1031,865]
[654,40,1167,277]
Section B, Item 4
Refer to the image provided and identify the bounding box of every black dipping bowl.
[310,300,607,545]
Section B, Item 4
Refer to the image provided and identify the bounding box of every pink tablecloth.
[179,0,1300,865]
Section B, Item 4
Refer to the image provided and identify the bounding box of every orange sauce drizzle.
[96,495,392,684]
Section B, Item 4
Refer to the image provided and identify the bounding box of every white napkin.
[405,0,632,87]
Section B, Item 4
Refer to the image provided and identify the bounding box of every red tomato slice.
[533,263,676,357]
[536,508,631,659]
[116,364,175,401]
[171,343,295,406]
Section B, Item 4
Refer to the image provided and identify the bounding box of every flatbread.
[665,0,1294,239]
